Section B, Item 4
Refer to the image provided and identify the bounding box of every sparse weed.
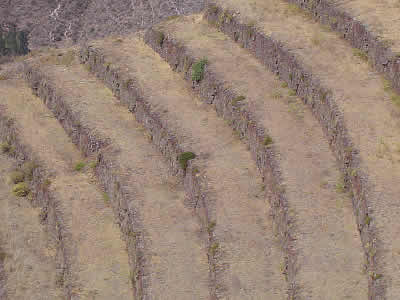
[281,82,288,88]
[9,171,24,184]
[207,221,216,234]
[288,89,296,96]
[22,161,37,181]
[272,90,282,99]
[353,49,368,62]
[365,215,372,226]
[336,176,345,193]
[156,31,165,47]
[42,178,52,189]
[165,15,180,21]
[114,38,123,43]
[89,160,98,169]
[0,74,7,80]
[12,182,30,197]
[74,161,86,171]
[191,58,207,82]
[232,95,246,106]
[178,152,196,170]
[208,4,218,14]
[210,242,219,256]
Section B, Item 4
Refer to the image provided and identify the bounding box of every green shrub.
[191,58,208,82]
[178,152,196,170]
[9,171,24,184]
[74,162,86,171]
[12,182,30,197]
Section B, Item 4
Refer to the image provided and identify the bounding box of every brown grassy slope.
[0,154,64,300]
[149,15,368,300]
[208,1,400,298]
[25,51,211,300]
[0,73,133,299]
[284,0,400,93]
[85,36,287,299]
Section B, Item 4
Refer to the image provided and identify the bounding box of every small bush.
[178,152,196,170]
[74,162,86,171]
[12,182,30,197]
[288,89,296,96]
[191,58,207,82]
[0,74,7,80]
[281,82,288,88]
[9,171,24,184]
[264,135,273,147]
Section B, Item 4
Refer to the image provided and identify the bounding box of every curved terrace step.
[80,36,287,299]
[24,51,211,300]
[205,1,400,298]
[285,0,400,93]
[0,74,133,299]
[0,154,63,300]
[146,15,367,300]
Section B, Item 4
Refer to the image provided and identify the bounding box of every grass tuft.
[74,161,86,171]
[178,152,196,171]
[191,58,208,82]
[12,182,30,197]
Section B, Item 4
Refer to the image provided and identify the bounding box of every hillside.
[1,0,400,299]
[0,0,204,48]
